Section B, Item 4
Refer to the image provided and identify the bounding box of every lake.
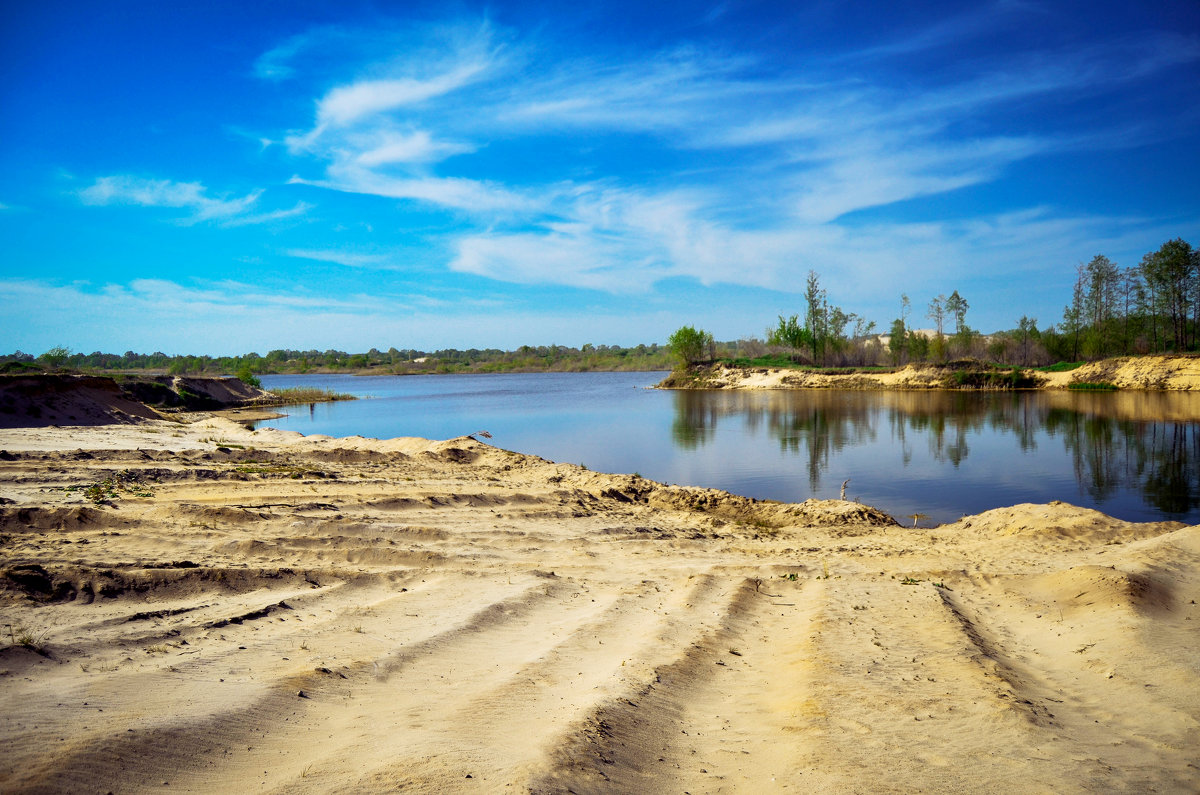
[257,372,1200,526]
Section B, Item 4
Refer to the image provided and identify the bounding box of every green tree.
[926,295,947,360]
[1080,254,1120,356]
[667,325,714,368]
[888,318,907,365]
[1140,238,1198,351]
[766,314,809,355]
[1061,265,1086,360]
[945,291,968,334]
[804,271,826,364]
[1017,315,1038,366]
[236,363,262,389]
[826,305,853,359]
[926,294,946,338]
[39,345,72,370]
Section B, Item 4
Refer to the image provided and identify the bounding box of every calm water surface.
[258,373,1200,525]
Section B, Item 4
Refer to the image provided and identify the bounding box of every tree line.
[669,237,1199,368]
[1,343,675,377]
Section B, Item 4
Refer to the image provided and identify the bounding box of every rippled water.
[258,373,1200,525]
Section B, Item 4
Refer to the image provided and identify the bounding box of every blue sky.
[2,0,1197,355]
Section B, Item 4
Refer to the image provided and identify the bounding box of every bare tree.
[927,295,946,337]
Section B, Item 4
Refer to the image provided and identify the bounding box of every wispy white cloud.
[315,65,489,129]
[352,128,476,166]
[843,1,1027,61]
[77,176,311,226]
[253,33,310,81]
[498,47,766,133]
[221,201,314,227]
[291,167,535,214]
[79,176,262,224]
[285,21,507,152]
[285,248,391,268]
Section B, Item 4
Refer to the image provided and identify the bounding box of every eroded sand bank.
[665,354,1200,392]
[1,419,1197,793]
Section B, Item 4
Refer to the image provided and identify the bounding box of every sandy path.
[1,419,1197,793]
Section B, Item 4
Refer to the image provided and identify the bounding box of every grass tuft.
[262,387,356,405]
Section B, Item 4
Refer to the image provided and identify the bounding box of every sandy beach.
[1,416,1198,793]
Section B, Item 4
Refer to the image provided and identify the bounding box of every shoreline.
[1,418,1197,791]
[658,353,1200,391]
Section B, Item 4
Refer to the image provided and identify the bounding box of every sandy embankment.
[0,374,279,429]
[668,354,1200,391]
[0,417,1197,793]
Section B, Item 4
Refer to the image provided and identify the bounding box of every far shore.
[658,353,1200,392]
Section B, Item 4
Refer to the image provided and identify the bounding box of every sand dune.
[1,419,1197,792]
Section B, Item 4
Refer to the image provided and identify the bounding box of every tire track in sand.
[530,576,823,794]
[341,572,733,790]
[1,572,591,793]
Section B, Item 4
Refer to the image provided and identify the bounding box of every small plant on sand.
[83,479,119,504]
[71,470,156,504]
[8,624,47,654]
[900,576,923,585]
[1036,361,1085,372]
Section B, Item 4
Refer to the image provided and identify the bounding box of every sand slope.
[0,374,272,429]
[0,420,1197,793]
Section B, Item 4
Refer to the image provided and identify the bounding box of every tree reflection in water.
[670,389,1200,520]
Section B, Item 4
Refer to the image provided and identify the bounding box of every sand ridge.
[0,419,1197,792]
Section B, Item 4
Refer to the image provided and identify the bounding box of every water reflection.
[671,389,1200,521]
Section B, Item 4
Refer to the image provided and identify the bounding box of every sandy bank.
[0,374,274,428]
[1,420,1197,792]
[662,354,1200,392]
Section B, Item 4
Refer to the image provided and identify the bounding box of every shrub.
[236,365,262,389]
[948,366,1036,389]
[667,326,714,368]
